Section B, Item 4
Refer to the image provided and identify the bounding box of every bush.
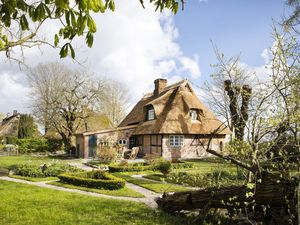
[58,171,125,190]
[14,163,81,177]
[15,164,45,177]
[16,138,50,153]
[97,146,117,164]
[155,158,172,176]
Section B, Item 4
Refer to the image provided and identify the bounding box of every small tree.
[18,114,37,139]
[155,158,172,177]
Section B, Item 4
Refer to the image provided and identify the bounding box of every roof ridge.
[142,79,186,98]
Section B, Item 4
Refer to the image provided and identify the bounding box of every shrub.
[15,164,45,177]
[14,163,81,177]
[155,158,172,176]
[97,146,117,164]
[16,138,50,153]
[58,171,125,190]
[47,138,63,152]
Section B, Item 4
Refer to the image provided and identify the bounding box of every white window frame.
[148,108,155,120]
[169,135,184,147]
[190,109,198,121]
[118,139,127,145]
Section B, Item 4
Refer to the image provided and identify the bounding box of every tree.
[204,48,255,141]
[101,79,130,128]
[18,114,37,138]
[158,28,300,224]
[27,62,105,152]
[0,0,184,59]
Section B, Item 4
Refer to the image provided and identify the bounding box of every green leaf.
[65,10,70,26]
[54,34,59,47]
[60,43,69,58]
[0,39,4,49]
[20,15,29,30]
[55,0,69,9]
[68,43,75,58]
[77,15,87,35]
[109,0,115,11]
[85,32,94,47]
[87,15,96,33]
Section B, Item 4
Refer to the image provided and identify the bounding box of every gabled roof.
[0,114,20,137]
[118,80,230,135]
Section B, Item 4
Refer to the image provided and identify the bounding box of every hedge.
[58,171,125,190]
[108,165,154,172]
[108,161,193,172]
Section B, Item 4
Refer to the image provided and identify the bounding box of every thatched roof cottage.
[76,79,230,159]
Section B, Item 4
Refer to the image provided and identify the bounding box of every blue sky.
[173,0,287,83]
[0,0,291,115]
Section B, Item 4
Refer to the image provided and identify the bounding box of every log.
[156,179,296,213]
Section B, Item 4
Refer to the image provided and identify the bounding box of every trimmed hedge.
[58,171,125,190]
[108,161,194,172]
[108,165,154,172]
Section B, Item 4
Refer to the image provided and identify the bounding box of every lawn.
[0,180,193,225]
[177,158,237,174]
[9,175,58,182]
[49,181,144,198]
[114,173,191,193]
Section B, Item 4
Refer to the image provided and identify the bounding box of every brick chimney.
[153,78,167,96]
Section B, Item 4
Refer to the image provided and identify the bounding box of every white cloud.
[179,55,201,79]
[261,48,270,64]
[0,72,30,114]
[0,0,201,114]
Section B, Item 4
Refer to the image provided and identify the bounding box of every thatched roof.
[118,80,230,135]
[0,114,20,137]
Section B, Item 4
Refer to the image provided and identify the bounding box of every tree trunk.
[156,178,297,213]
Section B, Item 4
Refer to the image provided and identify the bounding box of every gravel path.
[0,176,160,208]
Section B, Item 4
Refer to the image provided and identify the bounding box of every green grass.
[177,159,237,174]
[9,175,58,182]
[0,180,194,225]
[49,181,145,198]
[114,173,190,193]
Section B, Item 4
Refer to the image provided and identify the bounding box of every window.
[147,106,155,120]
[169,135,184,147]
[118,139,127,145]
[190,109,198,120]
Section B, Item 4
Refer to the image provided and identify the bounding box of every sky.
[0,0,290,116]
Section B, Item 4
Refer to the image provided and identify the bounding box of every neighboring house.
[76,79,231,160]
[0,110,20,140]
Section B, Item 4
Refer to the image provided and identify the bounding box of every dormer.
[145,105,155,121]
[189,108,203,121]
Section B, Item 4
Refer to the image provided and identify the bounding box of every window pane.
[148,108,155,120]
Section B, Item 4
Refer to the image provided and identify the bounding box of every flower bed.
[58,171,125,190]
[14,163,81,178]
